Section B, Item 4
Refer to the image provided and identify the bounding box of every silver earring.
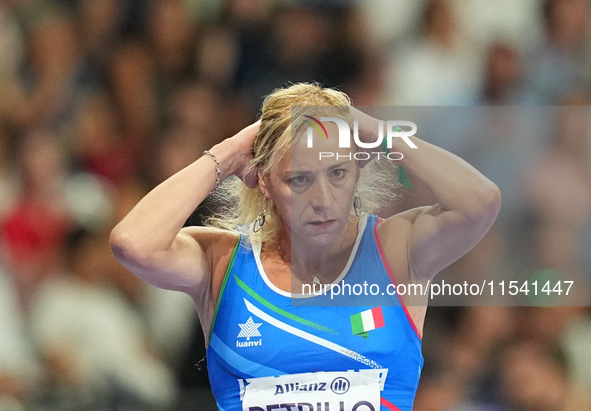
[353,187,361,216]
[253,193,267,232]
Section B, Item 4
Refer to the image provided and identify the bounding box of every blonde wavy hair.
[205,82,402,245]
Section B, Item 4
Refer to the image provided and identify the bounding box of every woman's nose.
[310,177,333,211]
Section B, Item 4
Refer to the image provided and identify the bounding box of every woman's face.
[260,122,358,246]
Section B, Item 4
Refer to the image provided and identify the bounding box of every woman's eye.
[290,175,310,187]
[331,169,346,179]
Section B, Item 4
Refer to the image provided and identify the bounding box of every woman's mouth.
[308,219,336,228]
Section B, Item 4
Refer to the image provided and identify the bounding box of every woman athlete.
[111,83,501,411]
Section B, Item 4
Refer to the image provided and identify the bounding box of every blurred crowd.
[0,0,590,410]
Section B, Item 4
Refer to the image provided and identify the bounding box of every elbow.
[483,181,502,216]
[110,225,168,275]
[110,225,143,265]
[110,225,129,262]
[464,180,502,225]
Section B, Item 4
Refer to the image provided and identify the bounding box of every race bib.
[240,369,388,411]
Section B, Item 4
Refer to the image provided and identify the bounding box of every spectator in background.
[382,0,482,105]
[11,7,91,135]
[162,82,233,145]
[0,131,72,311]
[71,91,141,187]
[0,125,18,219]
[528,0,591,104]
[72,0,124,92]
[225,1,367,113]
[146,0,197,84]
[498,339,590,411]
[106,40,157,143]
[523,105,591,286]
[0,266,39,410]
[219,0,273,94]
[477,42,536,105]
[75,0,123,63]
[561,307,591,403]
[359,0,421,48]
[454,0,543,53]
[0,1,24,122]
[29,229,176,410]
[414,306,517,410]
[195,24,240,89]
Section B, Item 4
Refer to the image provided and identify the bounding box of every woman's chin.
[300,235,338,248]
[295,228,343,248]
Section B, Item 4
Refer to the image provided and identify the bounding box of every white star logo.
[237,316,262,341]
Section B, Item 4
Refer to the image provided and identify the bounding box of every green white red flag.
[350,307,385,338]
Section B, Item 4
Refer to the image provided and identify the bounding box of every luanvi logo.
[237,316,263,348]
[304,116,418,161]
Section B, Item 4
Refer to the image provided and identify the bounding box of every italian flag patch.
[350,307,385,338]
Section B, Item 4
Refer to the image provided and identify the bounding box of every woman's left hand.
[349,106,383,168]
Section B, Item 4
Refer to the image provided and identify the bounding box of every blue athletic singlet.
[206,214,424,411]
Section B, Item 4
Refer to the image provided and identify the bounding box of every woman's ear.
[257,170,268,195]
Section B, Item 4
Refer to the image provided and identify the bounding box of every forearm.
[351,107,500,214]
[391,136,500,215]
[111,138,239,256]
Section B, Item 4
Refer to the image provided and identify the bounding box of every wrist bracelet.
[203,150,221,195]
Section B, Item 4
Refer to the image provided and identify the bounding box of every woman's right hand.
[222,120,261,188]
[111,118,262,300]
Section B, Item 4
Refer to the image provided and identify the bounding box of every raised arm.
[352,108,501,282]
[109,121,260,298]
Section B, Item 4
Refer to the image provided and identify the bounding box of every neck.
[277,215,358,281]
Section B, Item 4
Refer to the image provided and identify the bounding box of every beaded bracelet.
[203,150,221,195]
